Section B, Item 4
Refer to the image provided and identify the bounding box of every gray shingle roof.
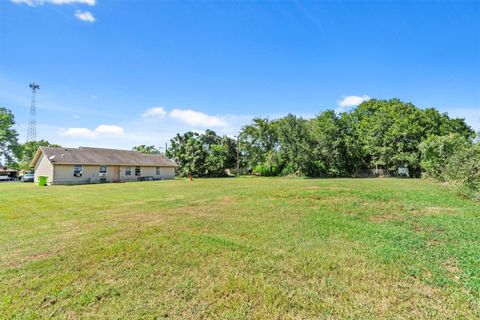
[38,147,177,167]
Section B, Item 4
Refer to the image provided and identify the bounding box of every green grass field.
[1,178,479,319]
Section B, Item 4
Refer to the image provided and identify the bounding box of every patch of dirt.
[442,260,462,282]
[413,207,459,217]
[369,214,402,223]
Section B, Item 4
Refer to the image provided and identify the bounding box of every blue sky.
[1,0,479,149]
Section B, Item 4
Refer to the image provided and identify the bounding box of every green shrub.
[445,143,480,199]
[419,133,471,180]
[253,164,280,176]
[420,135,480,200]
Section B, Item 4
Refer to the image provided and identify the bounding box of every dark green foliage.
[309,110,363,177]
[167,130,238,177]
[205,144,230,177]
[276,114,318,176]
[346,98,469,177]
[239,118,278,172]
[0,107,20,166]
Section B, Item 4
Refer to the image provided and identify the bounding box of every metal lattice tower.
[26,82,40,142]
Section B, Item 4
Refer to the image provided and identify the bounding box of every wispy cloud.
[169,109,228,127]
[75,10,95,23]
[10,0,95,6]
[142,107,167,118]
[62,124,124,139]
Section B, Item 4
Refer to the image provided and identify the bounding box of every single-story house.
[30,146,177,185]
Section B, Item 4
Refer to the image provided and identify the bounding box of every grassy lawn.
[1,178,479,319]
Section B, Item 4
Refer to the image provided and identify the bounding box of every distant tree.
[17,140,61,170]
[309,110,363,177]
[276,114,316,176]
[205,144,230,176]
[182,136,207,177]
[132,145,161,154]
[0,107,20,166]
[239,118,278,172]
[167,132,206,177]
[346,98,473,176]
[219,135,238,169]
[200,129,221,150]
[167,98,475,179]
[167,131,238,177]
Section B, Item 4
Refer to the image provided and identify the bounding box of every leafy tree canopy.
[0,107,20,167]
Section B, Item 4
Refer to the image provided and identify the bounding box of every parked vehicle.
[0,175,10,182]
[21,174,34,182]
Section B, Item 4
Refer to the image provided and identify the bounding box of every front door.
[113,166,120,182]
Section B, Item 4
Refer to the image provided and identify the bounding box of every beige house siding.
[119,166,175,180]
[33,153,54,184]
[51,164,176,185]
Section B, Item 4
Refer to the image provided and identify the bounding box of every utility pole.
[26,82,40,142]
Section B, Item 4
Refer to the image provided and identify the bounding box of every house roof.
[31,147,177,167]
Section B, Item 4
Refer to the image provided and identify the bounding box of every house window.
[135,166,141,176]
[156,167,160,175]
[99,165,107,174]
[73,164,82,176]
[125,166,131,176]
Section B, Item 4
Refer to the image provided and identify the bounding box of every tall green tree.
[309,110,363,177]
[239,118,278,172]
[276,114,317,176]
[0,107,20,166]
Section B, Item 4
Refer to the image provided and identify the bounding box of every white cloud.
[338,95,371,108]
[10,0,95,6]
[336,95,370,113]
[169,109,228,127]
[63,124,124,139]
[75,10,95,23]
[95,124,124,135]
[142,107,167,118]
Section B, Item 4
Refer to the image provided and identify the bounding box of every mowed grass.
[1,178,479,319]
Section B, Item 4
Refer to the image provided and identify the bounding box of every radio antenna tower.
[26,82,40,142]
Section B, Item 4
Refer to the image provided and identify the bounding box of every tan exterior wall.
[51,164,176,185]
[33,153,54,184]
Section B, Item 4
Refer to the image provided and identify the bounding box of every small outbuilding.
[30,146,177,185]
[0,167,18,181]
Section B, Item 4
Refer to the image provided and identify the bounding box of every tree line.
[166,98,475,177]
[1,98,478,198]
[163,98,479,198]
